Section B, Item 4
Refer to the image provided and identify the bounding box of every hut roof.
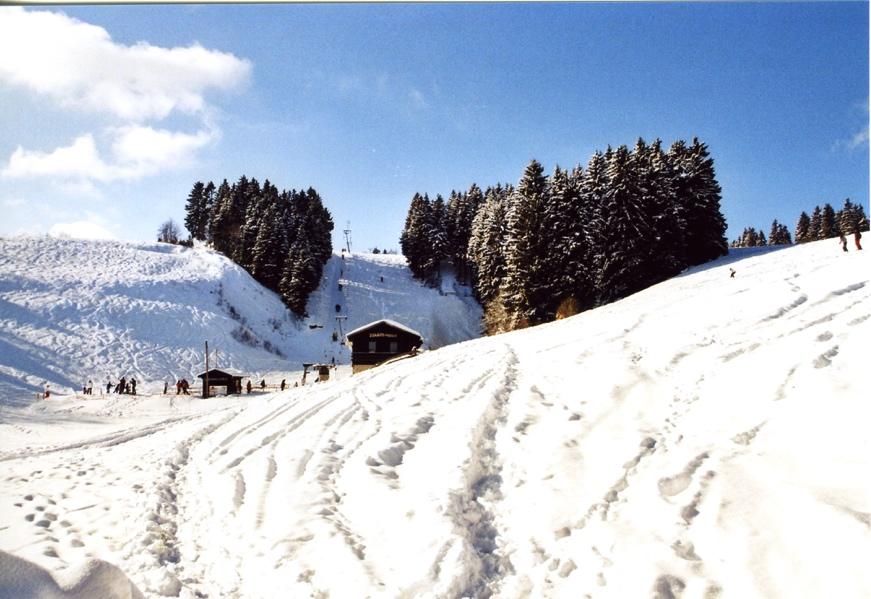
[197,368,244,380]
[346,319,422,340]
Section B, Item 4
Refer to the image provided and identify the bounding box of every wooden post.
[204,341,209,399]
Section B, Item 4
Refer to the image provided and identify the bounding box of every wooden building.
[346,319,423,374]
[198,369,243,398]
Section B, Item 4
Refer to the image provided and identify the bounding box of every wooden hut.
[198,369,243,398]
[346,319,423,374]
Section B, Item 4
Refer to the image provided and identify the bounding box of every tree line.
[731,198,868,248]
[183,176,333,316]
[401,137,728,333]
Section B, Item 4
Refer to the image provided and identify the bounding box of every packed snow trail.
[0,239,869,597]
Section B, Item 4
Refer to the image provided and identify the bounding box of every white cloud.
[846,126,869,150]
[49,220,117,240]
[0,7,250,122]
[1,126,216,182]
[0,8,248,186]
[2,135,109,180]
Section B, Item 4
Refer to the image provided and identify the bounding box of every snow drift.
[0,238,868,598]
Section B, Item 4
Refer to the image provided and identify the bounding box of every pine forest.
[183,176,334,316]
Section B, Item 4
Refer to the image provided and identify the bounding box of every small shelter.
[346,319,423,374]
[198,369,243,398]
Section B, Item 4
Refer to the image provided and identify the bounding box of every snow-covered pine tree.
[581,151,609,306]
[794,211,811,243]
[250,202,285,291]
[468,185,509,305]
[542,165,591,316]
[428,194,449,283]
[236,182,267,273]
[184,181,207,241]
[837,198,859,236]
[502,159,551,327]
[597,145,654,303]
[202,181,216,241]
[809,205,822,240]
[637,138,686,286]
[400,193,429,280]
[820,203,837,239]
[769,219,782,245]
[854,202,869,232]
[670,138,728,266]
[278,239,316,316]
[209,179,237,257]
[447,185,481,285]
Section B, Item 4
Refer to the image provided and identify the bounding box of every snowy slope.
[0,237,481,404]
[0,239,869,598]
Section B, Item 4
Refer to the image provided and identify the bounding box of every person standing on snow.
[855,230,863,250]
[130,378,137,395]
[840,232,848,252]
[246,380,252,394]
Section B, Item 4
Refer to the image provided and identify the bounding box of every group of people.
[106,376,137,395]
[839,230,863,252]
[81,380,94,395]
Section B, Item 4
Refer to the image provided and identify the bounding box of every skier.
[840,232,848,252]
[246,380,252,394]
[729,268,736,278]
[164,381,168,395]
[106,379,112,394]
[130,378,137,395]
[44,384,50,399]
[280,379,286,391]
[87,380,93,395]
[181,379,190,395]
[176,380,182,395]
[260,379,266,391]
[855,230,863,250]
[118,376,127,394]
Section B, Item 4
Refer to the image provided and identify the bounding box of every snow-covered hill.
[0,237,481,404]
[0,239,869,598]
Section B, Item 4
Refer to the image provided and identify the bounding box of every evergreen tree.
[429,194,449,279]
[202,181,216,242]
[581,151,609,305]
[502,159,551,326]
[638,138,686,285]
[209,179,236,257]
[543,165,592,314]
[468,185,509,305]
[794,211,811,243]
[400,193,431,280]
[183,181,207,241]
[670,138,728,266]
[756,230,767,247]
[809,205,823,240]
[837,198,859,235]
[250,202,285,290]
[820,203,837,239]
[855,202,869,232]
[597,145,654,304]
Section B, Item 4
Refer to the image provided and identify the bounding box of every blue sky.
[0,3,867,251]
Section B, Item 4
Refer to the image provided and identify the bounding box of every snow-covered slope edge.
[0,237,482,405]
[0,239,868,598]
